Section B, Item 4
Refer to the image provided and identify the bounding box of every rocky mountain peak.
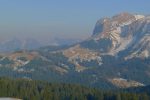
[112,12,135,23]
[92,12,137,37]
[83,12,150,58]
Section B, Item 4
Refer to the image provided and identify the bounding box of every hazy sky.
[0,0,150,43]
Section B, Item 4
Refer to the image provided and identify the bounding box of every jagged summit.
[112,12,135,23]
[92,12,145,37]
[83,12,150,58]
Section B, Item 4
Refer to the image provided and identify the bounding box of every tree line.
[0,77,149,100]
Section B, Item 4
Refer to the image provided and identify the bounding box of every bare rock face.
[91,12,137,52]
[92,12,136,38]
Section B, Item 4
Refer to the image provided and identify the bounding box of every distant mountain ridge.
[0,37,81,53]
[0,38,41,52]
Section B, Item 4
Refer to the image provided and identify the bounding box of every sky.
[0,0,150,43]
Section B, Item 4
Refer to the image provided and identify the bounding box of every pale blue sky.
[0,0,150,42]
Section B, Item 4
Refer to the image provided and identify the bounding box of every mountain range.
[0,38,41,52]
[0,12,150,89]
[0,38,81,53]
